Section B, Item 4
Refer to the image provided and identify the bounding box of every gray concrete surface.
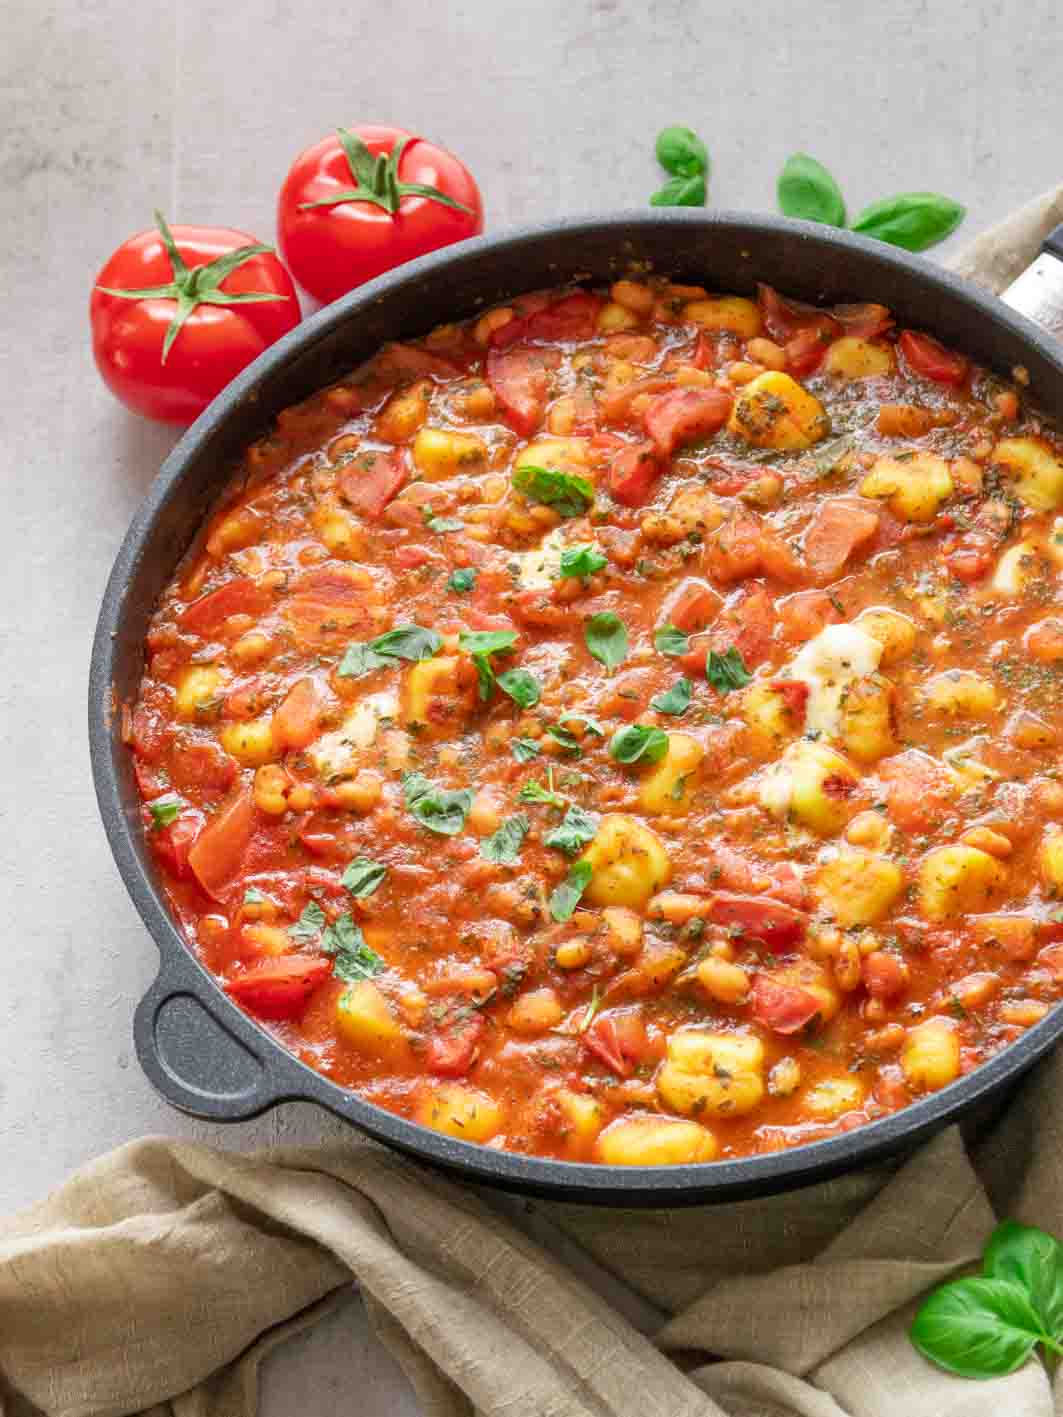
[4,0,1063,1408]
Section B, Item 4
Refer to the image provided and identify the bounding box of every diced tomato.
[709,586,776,668]
[757,284,840,344]
[338,450,407,519]
[510,587,572,631]
[643,387,733,458]
[776,588,843,643]
[134,756,169,799]
[461,605,518,634]
[833,302,894,339]
[771,679,810,718]
[608,441,661,506]
[224,956,333,1021]
[272,678,324,751]
[757,525,808,586]
[785,327,831,377]
[802,498,880,584]
[393,544,443,570]
[426,1014,485,1077]
[179,578,272,637]
[898,330,969,386]
[373,342,462,382]
[764,862,808,909]
[665,578,720,633]
[485,345,559,437]
[707,892,807,951]
[150,813,201,880]
[131,703,166,761]
[582,1010,649,1077]
[599,374,675,425]
[283,565,376,653]
[702,458,776,496]
[943,530,995,583]
[862,951,908,1000]
[705,515,763,584]
[523,291,604,343]
[168,738,237,794]
[1038,943,1063,978]
[187,787,255,900]
[879,750,954,833]
[751,975,821,1034]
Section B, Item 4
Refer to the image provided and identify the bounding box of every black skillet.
[89,210,1063,1204]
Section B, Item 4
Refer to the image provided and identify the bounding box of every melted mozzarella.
[309,690,398,780]
[514,527,569,590]
[787,623,883,739]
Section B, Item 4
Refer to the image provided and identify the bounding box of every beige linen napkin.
[5,188,1063,1417]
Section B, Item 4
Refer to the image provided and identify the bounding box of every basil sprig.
[480,814,529,865]
[609,724,669,765]
[322,913,385,984]
[339,624,441,678]
[458,628,517,700]
[776,152,964,252]
[651,677,693,715]
[549,860,593,923]
[911,1221,1063,1379]
[706,646,752,694]
[650,125,709,208]
[512,465,594,518]
[584,612,628,670]
[341,857,387,897]
[402,771,473,836]
[544,805,598,856]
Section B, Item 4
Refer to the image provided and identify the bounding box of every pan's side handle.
[134,950,289,1121]
[999,222,1063,339]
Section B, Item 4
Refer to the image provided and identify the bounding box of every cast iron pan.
[89,210,1063,1204]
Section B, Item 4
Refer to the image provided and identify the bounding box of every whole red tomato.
[91,213,300,424]
[277,125,483,305]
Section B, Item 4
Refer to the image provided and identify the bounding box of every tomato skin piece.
[225,957,333,1021]
[91,226,299,425]
[707,893,807,951]
[751,976,821,1034]
[338,450,407,519]
[149,813,201,880]
[582,1010,649,1077]
[785,327,831,376]
[277,126,483,306]
[757,284,840,344]
[272,678,324,751]
[833,302,893,339]
[608,441,661,506]
[426,1015,485,1077]
[179,578,273,637]
[898,330,969,385]
[770,679,810,719]
[187,787,255,900]
[485,346,559,437]
[643,387,732,458]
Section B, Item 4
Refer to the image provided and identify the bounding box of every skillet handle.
[998,221,1063,339]
[134,949,288,1121]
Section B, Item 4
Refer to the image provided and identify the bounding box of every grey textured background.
[4,0,1063,1407]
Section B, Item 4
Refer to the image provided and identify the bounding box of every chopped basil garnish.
[544,804,598,856]
[447,567,477,593]
[341,857,387,898]
[497,667,541,709]
[425,515,465,533]
[706,646,752,694]
[322,912,385,983]
[559,544,608,580]
[651,677,693,715]
[512,464,594,518]
[288,900,326,941]
[609,724,670,765]
[654,622,690,656]
[402,771,473,836]
[559,712,605,737]
[511,737,542,763]
[243,887,268,905]
[458,628,518,701]
[519,767,566,809]
[584,612,628,669]
[546,723,583,756]
[339,624,441,677]
[549,860,594,922]
[480,813,530,865]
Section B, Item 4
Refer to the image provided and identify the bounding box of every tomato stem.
[95,212,289,364]
[298,129,472,218]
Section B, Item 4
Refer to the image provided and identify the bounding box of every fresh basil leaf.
[425,515,465,533]
[243,887,268,905]
[651,677,693,715]
[341,857,387,898]
[585,612,628,669]
[655,622,690,656]
[559,544,608,580]
[656,125,709,179]
[984,1221,1063,1343]
[544,804,598,856]
[706,646,752,694]
[288,900,326,941]
[650,174,706,208]
[777,153,846,227]
[322,912,385,983]
[559,712,605,738]
[546,723,583,756]
[447,567,477,593]
[497,667,541,709]
[480,813,529,865]
[549,860,594,923]
[609,724,670,765]
[519,774,566,808]
[339,624,441,677]
[512,464,594,518]
[147,794,181,829]
[459,628,518,701]
[910,1277,1049,1379]
[402,771,473,836]
[511,737,541,763]
[851,192,965,252]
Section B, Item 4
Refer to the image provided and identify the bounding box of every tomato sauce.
[127,275,1063,1167]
